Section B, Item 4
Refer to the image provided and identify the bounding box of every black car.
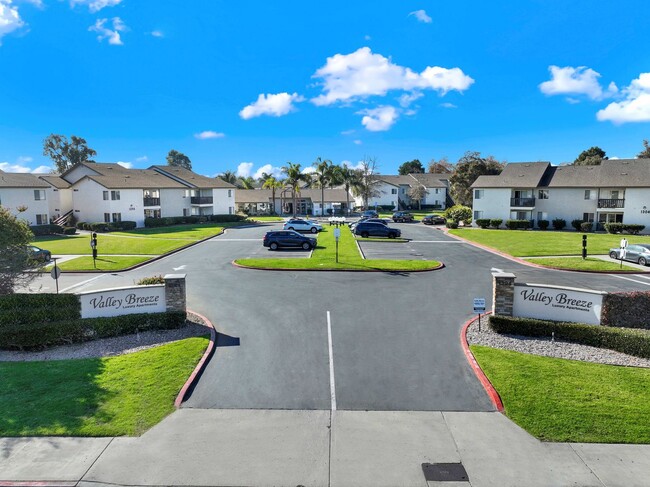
[361,210,379,218]
[422,214,446,225]
[609,244,650,266]
[354,222,401,239]
[28,245,52,262]
[263,230,317,251]
[392,211,414,223]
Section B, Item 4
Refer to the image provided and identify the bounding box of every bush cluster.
[538,219,549,230]
[75,221,137,232]
[144,214,246,228]
[489,315,650,359]
[602,291,650,329]
[505,219,531,230]
[446,221,459,229]
[489,219,502,229]
[580,222,593,232]
[0,293,80,326]
[475,218,491,229]
[63,226,77,235]
[136,275,166,285]
[552,218,567,230]
[604,223,646,234]
[571,219,584,231]
[29,224,64,236]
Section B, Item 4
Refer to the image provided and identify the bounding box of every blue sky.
[1,0,650,178]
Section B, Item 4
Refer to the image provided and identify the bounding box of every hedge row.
[144,214,246,228]
[0,293,80,326]
[489,315,650,359]
[505,219,531,230]
[0,311,186,350]
[29,224,64,236]
[601,291,650,329]
[604,223,646,235]
[76,221,137,232]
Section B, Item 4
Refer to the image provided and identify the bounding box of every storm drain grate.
[422,463,469,482]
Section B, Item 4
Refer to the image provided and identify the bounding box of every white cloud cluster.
[597,73,650,124]
[236,162,254,178]
[358,105,398,131]
[253,164,283,179]
[89,17,126,45]
[342,160,366,171]
[135,155,148,162]
[0,161,51,173]
[150,30,163,38]
[311,47,473,106]
[409,9,432,23]
[116,161,133,168]
[0,0,24,44]
[539,65,617,101]
[194,130,225,140]
[239,92,304,119]
[71,0,122,13]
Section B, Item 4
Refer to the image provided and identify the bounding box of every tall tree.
[237,176,256,189]
[262,175,283,214]
[282,162,311,216]
[354,157,381,208]
[638,140,650,159]
[312,157,335,216]
[42,134,97,174]
[218,170,237,185]
[574,146,606,166]
[333,164,361,215]
[398,159,424,175]
[428,157,454,174]
[0,207,40,294]
[449,151,505,206]
[408,185,428,210]
[166,150,192,170]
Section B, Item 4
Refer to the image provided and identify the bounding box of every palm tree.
[261,175,283,215]
[334,165,361,215]
[218,170,237,185]
[282,162,310,216]
[237,176,256,189]
[311,157,334,216]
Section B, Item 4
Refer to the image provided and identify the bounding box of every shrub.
[604,222,623,234]
[89,222,110,232]
[505,219,530,230]
[76,221,87,230]
[29,224,63,236]
[602,291,650,329]
[114,221,137,231]
[571,219,584,231]
[0,293,81,326]
[624,224,646,235]
[63,226,77,235]
[144,214,246,228]
[136,275,165,285]
[444,205,472,224]
[489,219,503,229]
[580,222,593,232]
[475,218,491,229]
[489,315,650,359]
[538,219,549,230]
[552,218,566,230]
[446,221,459,229]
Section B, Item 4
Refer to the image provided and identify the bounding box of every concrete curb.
[174,310,217,408]
[442,228,650,274]
[231,260,445,273]
[0,483,77,487]
[460,312,504,412]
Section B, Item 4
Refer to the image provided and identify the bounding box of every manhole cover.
[422,463,469,482]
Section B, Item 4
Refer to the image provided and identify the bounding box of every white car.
[283,218,323,234]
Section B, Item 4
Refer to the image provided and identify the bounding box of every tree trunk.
[321,187,325,218]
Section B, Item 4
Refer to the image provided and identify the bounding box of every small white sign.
[513,283,604,325]
[334,228,341,240]
[473,297,486,313]
[78,284,166,319]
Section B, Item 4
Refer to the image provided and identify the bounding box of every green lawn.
[246,216,285,222]
[527,257,639,271]
[236,226,441,271]
[35,234,196,256]
[378,211,443,220]
[471,345,650,443]
[111,223,225,239]
[450,229,650,257]
[55,256,152,271]
[0,337,208,437]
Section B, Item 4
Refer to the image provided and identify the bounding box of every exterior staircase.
[53,209,73,226]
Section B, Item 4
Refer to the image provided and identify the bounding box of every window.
[474,210,483,220]
[112,212,121,223]
[34,190,46,201]
[111,190,120,200]
[435,188,439,194]
[538,190,549,199]
[104,213,110,223]
[584,190,591,200]
[229,206,233,214]
[103,191,109,201]
[474,189,484,199]
[183,208,189,217]
[611,190,619,199]
[228,189,232,197]
[583,213,595,222]
[36,214,48,225]
[391,188,397,194]
[537,212,547,221]
[144,209,161,218]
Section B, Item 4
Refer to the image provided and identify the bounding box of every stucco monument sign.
[513,283,605,325]
[78,284,167,319]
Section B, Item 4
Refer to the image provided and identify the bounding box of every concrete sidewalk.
[2,409,649,487]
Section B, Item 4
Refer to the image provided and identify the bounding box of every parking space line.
[634,274,650,280]
[610,274,650,286]
[408,240,465,243]
[327,310,337,411]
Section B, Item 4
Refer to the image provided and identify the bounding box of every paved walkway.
[1,409,649,487]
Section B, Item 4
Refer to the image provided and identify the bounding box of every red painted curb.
[460,312,504,412]
[231,260,445,273]
[174,310,216,408]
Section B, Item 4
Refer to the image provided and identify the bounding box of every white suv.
[283,218,323,234]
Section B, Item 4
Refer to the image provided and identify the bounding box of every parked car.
[263,230,317,251]
[354,222,401,239]
[392,211,414,223]
[361,210,379,218]
[28,245,52,262]
[283,218,323,234]
[349,218,388,231]
[422,214,446,225]
[609,244,650,266]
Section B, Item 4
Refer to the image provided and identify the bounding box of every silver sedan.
[609,244,650,266]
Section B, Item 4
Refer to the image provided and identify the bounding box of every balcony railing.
[143,197,160,207]
[598,198,625,209]
[510,197,535,207]
[191,196,213,205]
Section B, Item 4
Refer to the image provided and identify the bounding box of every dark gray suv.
[354,222,401,239]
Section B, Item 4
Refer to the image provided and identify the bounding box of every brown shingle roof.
[150,165,235,189]
[236,188,350,204]
[39,175,71,189]
[0,171,50,188]
[471,162,550,188]
[84,169,188,189]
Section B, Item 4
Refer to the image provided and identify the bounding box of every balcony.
[510,197,535,207]
[191,196,213,205]
[143,197,160,207]
[598,198,625,209]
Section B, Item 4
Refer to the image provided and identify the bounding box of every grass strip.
[526,257,639,271]
[235,226,440,271]
[0,336,209,437]
[470,345,650,443]
[54,256,152,271]
[449,229,649,257]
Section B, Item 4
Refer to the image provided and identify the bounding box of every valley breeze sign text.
[512,283,605,325]
[79,285,166,318]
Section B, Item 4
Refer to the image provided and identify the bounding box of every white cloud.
[311,47,473,106]
[116,161,132,168]
[539,65,617,101]
[194,130,225,140]
[597,73,650,124]
[236,162,253,178]
[0,0,24,44]
[399,91,423,107]
[342,160,365,171]
[71,0,122,13]
[239,92,305,119]
[135,155,148,162]
[359,105,398,131]
[409,9,432,23]
[0,161,51,173]
[89,17,126,45]
[150,30,163,38]
[440,102,457,108]
[302,166,316,174]
[353,139,362,145]
[16,155,33,163]
[253,164,283,179]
